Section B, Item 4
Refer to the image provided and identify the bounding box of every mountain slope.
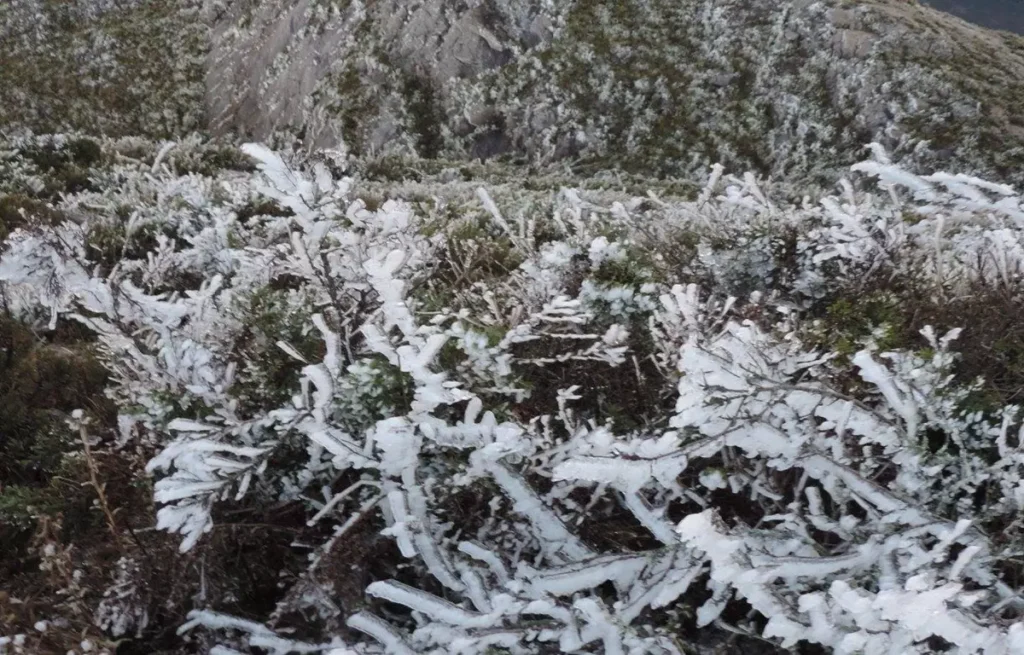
[6,1,1024,653]
[205,0,1024,186]
[0,0,206,138]
[3,0,1023,188]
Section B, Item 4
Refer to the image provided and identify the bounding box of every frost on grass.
[4,134,1024,653]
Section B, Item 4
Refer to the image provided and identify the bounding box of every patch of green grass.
[351,358,416,421]
[236,198,294,223]
[593,251,657,287]
[85,218,166,273]
[175,144,257,177]
[423,214,525,299]
[68,137,104,167]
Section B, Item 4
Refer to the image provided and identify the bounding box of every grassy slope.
[0,0,206,138]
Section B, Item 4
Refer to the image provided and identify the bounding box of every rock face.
[205,0,555,153]
[4,0,1024,187]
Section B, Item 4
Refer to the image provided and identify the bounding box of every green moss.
[362,155,424,182]
[19,143,70,172]
[954,386,1006,421]
[202,144,257,174]
[173,144,256,177]
[13,141,103,197]
[0,484,64,528]
[593,250,657,287]
[85,222,127,269]
[68,138,103,167]
[338,358,416,426]
[85,217,168,273]
[236,199,294,223]
[427,215,525,296]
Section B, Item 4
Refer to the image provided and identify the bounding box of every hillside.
[206,0,1024,185]
[4,127,1024,655]
[3,1,1024,655]
[4,0,1024,186]
[0,0,206,138]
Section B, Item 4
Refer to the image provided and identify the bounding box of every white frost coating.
[801,455,916,516]
[346,613,416,655]
[384,489,417,558]
[178,610,335,654]
[486,461,593,563]
[10,138,1024,653]
[476,187,525,251]
[242,143,317,216]
[151,140,177,173]
[575,598,624,655]
[458,542,510,583]
[366,580,491,627]
[852,350,919,439]
[554,457,678,493]
[312,313,341,378]
[164,418,219,433]
[402,474,465,591]
[458,565,493,613]
[621,492,679,545]
[526,554,648,597]
[276,340,309,363]
[146,437,272,552]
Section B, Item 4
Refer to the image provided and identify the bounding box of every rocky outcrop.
[204,0,557,153]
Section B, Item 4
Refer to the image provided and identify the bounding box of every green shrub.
[231,288,326,411]
[68,138,103,167]
[16,141,101,197]
[0,318,112,485]
[0,194,67,240]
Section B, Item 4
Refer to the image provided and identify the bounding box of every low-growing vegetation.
[1,135,1024,654]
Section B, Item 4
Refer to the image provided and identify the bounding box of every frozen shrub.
[3,137,1024,653]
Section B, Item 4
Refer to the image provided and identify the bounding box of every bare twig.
[78,418,125,552]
